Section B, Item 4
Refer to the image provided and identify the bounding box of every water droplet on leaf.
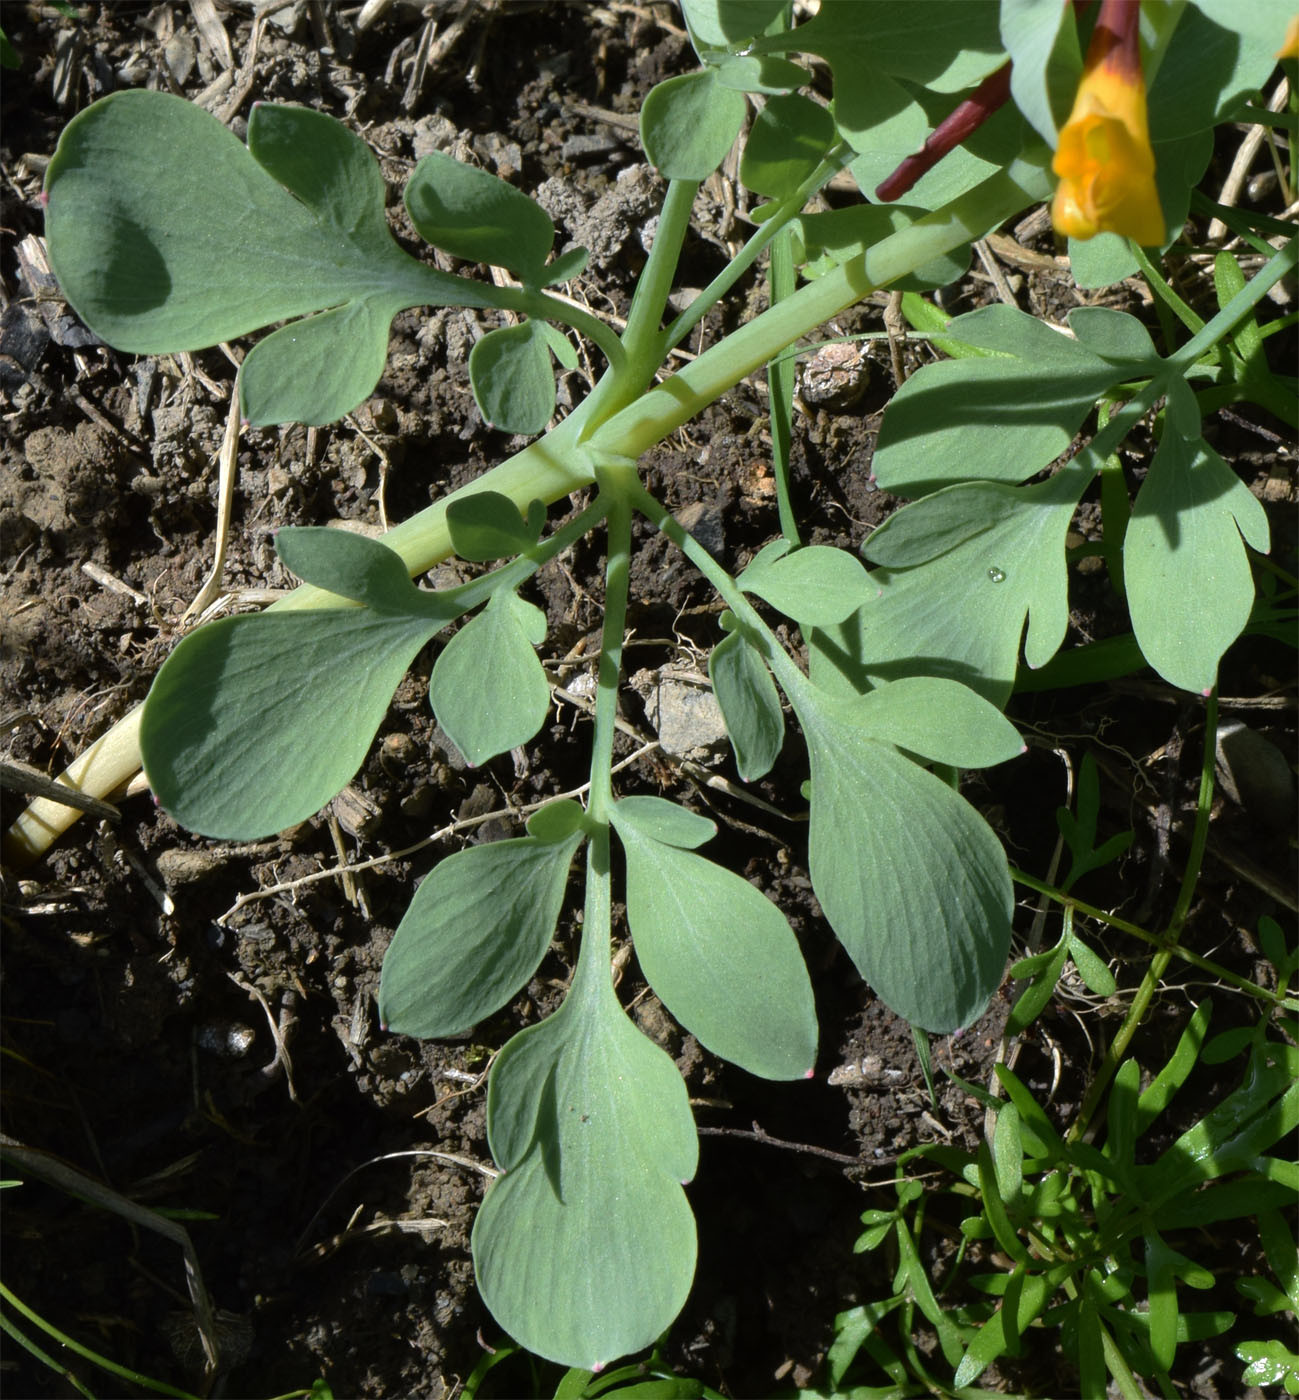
[987,566,1006,583]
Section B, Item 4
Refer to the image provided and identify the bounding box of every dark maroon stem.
[875,59,1013,202]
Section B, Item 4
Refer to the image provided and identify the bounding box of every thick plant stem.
[586,167,1043,460]
[4,164,1044,864]
[586,486,632,824]
[573,487,632,1006]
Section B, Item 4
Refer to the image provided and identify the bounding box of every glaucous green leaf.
[681,0,788,50]
[1000,0,1081,146]
[239,299,406,426]
[738,540,871,627]
[431,591,549,765]
[1164,374,1201,439]
[273,526,438,612]
[544,246,589,286]
[739,93,836,198]
[447,490,541,562]
[1067,307,1159,366]
[1151,2,1289,136]
[44,92,493,424]
[1125,433,1270,693]
[405,148,555,284]
[872,305,1125,494]
[640,70,746,181]
[837,473,1084,708]
[713,53,810,95]
[846,82,1032,213]
[469,320,557,435]
[606,795,714,850]
[709,626,784,781]
[848,677,1024,768]
[538,320,579,371]
[612,799,817,1079]
[378,830,583,1038]
[474,955,697,1369]
[791,685,1014,1031]
[526,797,588,843]
[142,607,446,840]
[785,1,1003,163]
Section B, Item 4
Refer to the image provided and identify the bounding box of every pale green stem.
[572,485,632,1003]
[621,178,700,368]
[767,227,800,546]
[586,486,632,823]
[585,167,1043,460]
[660,142,853,356]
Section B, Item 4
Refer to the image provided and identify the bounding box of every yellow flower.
[1278,16,1299,60]
[1051,0,1166,246]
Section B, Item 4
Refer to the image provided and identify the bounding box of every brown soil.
[2,5,1295,1399]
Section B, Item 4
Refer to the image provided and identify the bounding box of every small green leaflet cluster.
[827,984,1299,1394]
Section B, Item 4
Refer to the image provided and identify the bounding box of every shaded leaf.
[405,148,554,284]
[469,320,557,435]
[142,608,445,840]
[791,684,1013,1031]
[1126,433,1269,693]
[739,93,835,198]
[837,472,1084,708]
[872,305,1125,494]
[447,491,541,562]
[709,626,784,781]
[44,92,492,424]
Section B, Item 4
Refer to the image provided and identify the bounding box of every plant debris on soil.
[2,4,1295,1398]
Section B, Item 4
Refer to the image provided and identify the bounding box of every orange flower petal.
[1051,4,1166,246]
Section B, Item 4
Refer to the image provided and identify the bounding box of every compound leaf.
[431,591,550,765]
[44,91,494,425]
[838,473,1083,707]
[1125,433,1269,694]
[872,305,1125,495]
[612,798,817,1079]
[474,951,697,1369]
[379,829,583,1038]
